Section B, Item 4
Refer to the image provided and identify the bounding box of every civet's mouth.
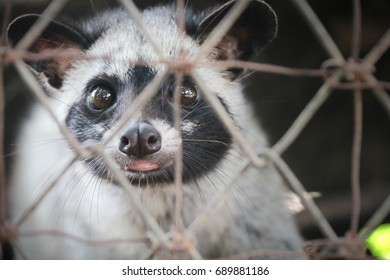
[124,160,161,172]
[116,157,176,186]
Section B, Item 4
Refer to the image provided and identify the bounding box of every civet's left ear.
[197,0,277,77]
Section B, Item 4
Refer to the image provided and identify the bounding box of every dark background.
[2,0,390,257]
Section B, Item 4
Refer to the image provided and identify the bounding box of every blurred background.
[1,0,390,258]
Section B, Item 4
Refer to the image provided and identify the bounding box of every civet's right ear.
[196,0,277,78]
[7,14,88,88]
[198,0,277,59]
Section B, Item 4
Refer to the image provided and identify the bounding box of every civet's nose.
[119,121,161,158]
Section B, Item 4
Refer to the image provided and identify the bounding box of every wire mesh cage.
[1,0,389,259]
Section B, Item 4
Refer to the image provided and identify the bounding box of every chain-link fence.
[1,0,389,259]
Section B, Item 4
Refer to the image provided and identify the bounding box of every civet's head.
[8,1,277,186]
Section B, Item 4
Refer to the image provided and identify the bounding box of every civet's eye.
[169,80,198,107]
[87,85,116,111]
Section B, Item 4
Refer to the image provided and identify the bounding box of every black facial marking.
[65,74,121,143]
[126,66,156,93]
[65,101,116,143]
[181,96,232,183]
